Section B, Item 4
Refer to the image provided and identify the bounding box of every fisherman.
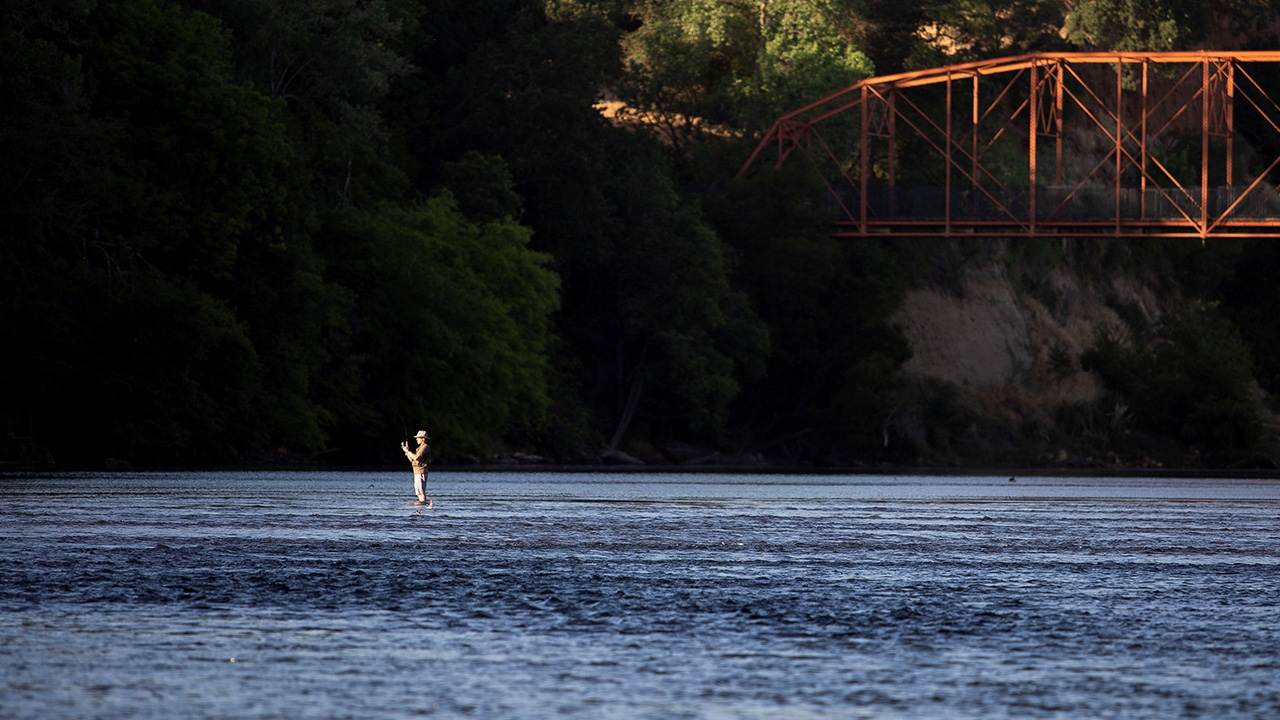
[401,430,432,506]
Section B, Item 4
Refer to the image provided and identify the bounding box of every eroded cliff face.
[896,260,1166,388]
[889,255,1174,461]
[894,263,1034,388]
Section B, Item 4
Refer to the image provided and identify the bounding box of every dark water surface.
[3,471,1279,718]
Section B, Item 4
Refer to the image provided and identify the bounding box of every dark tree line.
[5,0,1280,467]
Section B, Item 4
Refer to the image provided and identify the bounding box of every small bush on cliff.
[1081,303,1263,463]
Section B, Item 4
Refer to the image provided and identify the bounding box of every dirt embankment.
[889,255,1177,464]
[896,259,1165,396]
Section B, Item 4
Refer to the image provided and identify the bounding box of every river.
[3,471,1279,718]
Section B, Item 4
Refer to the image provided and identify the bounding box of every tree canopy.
[4,0,1279,468]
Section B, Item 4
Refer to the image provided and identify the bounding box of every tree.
[388,0,771,455]
[1029,0,1280,58]
[0,0,369,463]
[703,152,910,461]
[317,195,560,460]
[180,0,413,207]
[906,0,1067,68]
[595,143,770,447]
[67,0,296,285]
[1217,239,1280,403]
[1082,303,1263,463]
[79,0,366,452]
[622,0,874,138]
[1063,0,1200,51]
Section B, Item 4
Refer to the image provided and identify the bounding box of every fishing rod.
[397,411,409,454]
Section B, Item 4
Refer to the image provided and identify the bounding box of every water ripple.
[2,471,1279,718]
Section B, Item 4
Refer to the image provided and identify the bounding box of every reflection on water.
[2,471,1279,718]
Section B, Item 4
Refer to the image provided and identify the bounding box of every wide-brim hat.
[415,430,429,439]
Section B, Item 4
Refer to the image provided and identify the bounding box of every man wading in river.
[401,430,432,506]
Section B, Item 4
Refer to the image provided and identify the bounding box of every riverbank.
[4,461,1278,479]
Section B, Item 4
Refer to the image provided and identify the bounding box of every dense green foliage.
[4,0,1280,467]
[622,0,873,136]
[317,197,559,459]
[1082,305,1263,463]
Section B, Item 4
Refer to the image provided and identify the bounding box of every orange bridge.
[740,52,1280,239]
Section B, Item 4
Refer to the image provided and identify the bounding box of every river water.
[2,471,1279,718]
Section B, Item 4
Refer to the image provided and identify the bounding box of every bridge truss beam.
[740,52,1280,239]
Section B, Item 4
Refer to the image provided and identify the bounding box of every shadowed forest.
[6,0,1280,468]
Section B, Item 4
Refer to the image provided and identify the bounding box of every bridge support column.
[1115,55,1123,237]
[945,72,952,237]
[1029,63,1037,235]
[1141,60,1148,220]
[860,85,868,233]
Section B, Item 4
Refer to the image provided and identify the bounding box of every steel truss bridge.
[740,51,1280,239]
